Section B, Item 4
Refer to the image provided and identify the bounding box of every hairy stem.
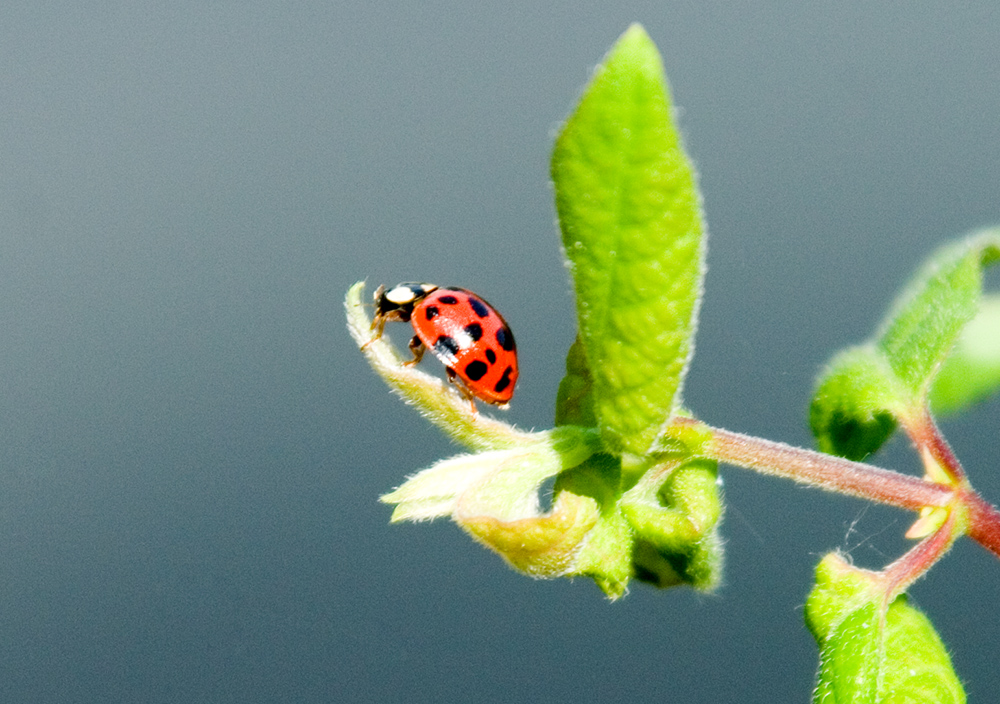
[684,419,952,510]
[965,493,1000,559]
[879,508,960,601]
[679,418,1000,559]
[903,408,966,485]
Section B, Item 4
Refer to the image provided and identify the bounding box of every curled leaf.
[621,458,723,590]
[809,347,903,461]
[381,426,603,578]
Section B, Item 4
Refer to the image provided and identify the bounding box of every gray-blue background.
[1,2,998,701]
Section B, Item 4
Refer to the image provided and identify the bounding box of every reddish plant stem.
[903,408,966,484]
[965,492,1000,559]
[687,420,953,510]
[879,509,959,601]
[681,418,1000,560]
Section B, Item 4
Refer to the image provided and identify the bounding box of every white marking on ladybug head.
[385,286,417,305]
[385,282,437,306]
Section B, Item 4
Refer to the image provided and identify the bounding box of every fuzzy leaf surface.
[809,347,903,461]
[810,230,1000,457]
[930,294,1000,415]
[876,231,1000,396]
[806,554,965,704]
[552,23,706,456]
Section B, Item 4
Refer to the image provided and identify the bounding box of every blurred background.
[1,2,998,701]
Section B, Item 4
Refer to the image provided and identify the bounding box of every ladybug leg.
[369,285,386,316]
[364,285,388,337]
[362,314,388,350]
[445,367,479,415]
[402,335,426,366]
[362,305,408,350]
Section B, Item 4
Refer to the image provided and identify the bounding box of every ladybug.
[369,283,518,408]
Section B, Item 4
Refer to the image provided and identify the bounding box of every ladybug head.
[375,282,438,320]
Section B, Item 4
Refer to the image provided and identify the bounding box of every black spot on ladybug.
[424,306,439,320]
[465,360,488,381]
[485,348,496,364]
[438,295,459,305]
[434,336,460,358]
[468,297,490,318]
[496,326,515,352]
[494,366,513,393]
[463,322,483,342]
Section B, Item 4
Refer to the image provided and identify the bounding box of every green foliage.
[552,23,706,457]
[806,554,965,703]
[811,230,1000,458]
[930,294,1000,415]
[621,458,723,589]
[554,335,597,427]
[351,22,995,698]
[350,276,722,598]
[809,347,903,461]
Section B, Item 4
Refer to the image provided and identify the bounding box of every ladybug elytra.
[369,283,518,408]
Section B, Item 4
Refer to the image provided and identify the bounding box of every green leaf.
[806,553,966,704]
[930,294,1000,415]
[621,458,723,590]
[876,231,1000,396]
[551,453,635,598]
[548,452,724,599]
[551,23,706,457]
[380,425,605,578]
[380,425,601,523]
[554,335,597,427]
[809,347,903,461]
[810,230,1000,457]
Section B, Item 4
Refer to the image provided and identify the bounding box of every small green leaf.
[380,425,602,522]
[621,458,723,590]
[930,294,1000,415]
[552,23,706,456]
[810,230,1000,457]
[554,335,597,427]
[877,231,1000,396]
[548,451,723,599]
[381,425,604,578]
[551,454,635,598]
[806,553,966,704]
[809,347,903,460]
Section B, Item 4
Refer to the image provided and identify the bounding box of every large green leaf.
[552,23,706,457]
[810,230,1000,458]
[806,553,965,703]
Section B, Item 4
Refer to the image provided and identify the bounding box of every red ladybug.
[370,283,518,408]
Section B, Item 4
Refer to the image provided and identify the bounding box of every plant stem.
[903,408,966,484]
[684,419,952,510]
[879,508,959,601]
[679,418,1000,559]
[965,492,1000,559]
